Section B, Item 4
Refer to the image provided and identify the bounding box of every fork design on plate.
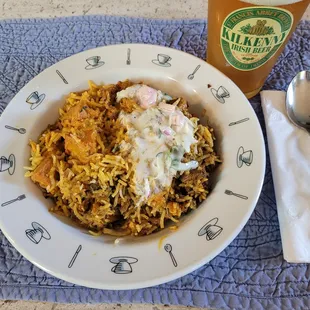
[228,118,250,126]
[225,190,248,200]
[1,194,26,207]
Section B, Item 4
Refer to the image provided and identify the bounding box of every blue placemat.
[0,15,310,310]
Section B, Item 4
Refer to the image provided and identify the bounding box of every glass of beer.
[207,0,310,98]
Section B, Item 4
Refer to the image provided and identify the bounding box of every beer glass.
[207,0,310,98]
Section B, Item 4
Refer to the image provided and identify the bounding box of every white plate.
[0,44,265,290]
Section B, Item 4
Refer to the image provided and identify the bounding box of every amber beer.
[207,0,310,98]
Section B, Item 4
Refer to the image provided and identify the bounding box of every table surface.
[0,1,309,310]
[0,0,310,19]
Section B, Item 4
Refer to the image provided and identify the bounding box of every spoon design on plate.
[286,70,310,133]
[5,125,26,134]
[188,65,201,80]
[164,243,178,267]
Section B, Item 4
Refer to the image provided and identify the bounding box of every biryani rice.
[25,80,220,236]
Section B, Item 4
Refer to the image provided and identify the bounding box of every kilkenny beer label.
[220,7,293,71]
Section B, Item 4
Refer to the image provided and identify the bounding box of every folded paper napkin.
[261,91,310,263]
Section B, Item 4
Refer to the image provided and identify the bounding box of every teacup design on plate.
[198,218,223,241]
[152,53,172,67]
[26,91,46,110]
[237,146,253,168]
[110,256,138,274]
[25,222,51,244]
[0,154,15,175]
[211,86,230,104]
[85,56,105,70]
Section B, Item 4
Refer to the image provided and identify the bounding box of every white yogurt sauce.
[117,85,198,201]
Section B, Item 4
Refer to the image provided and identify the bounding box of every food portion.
[25,80,220,236]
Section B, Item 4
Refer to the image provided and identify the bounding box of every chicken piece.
[31,156,53,189]
[135,85,158,109]
[80,129,97,154]
[65,135,89,163]
[64,129,97,163]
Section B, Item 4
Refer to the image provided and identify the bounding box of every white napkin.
[260,90,310,263]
